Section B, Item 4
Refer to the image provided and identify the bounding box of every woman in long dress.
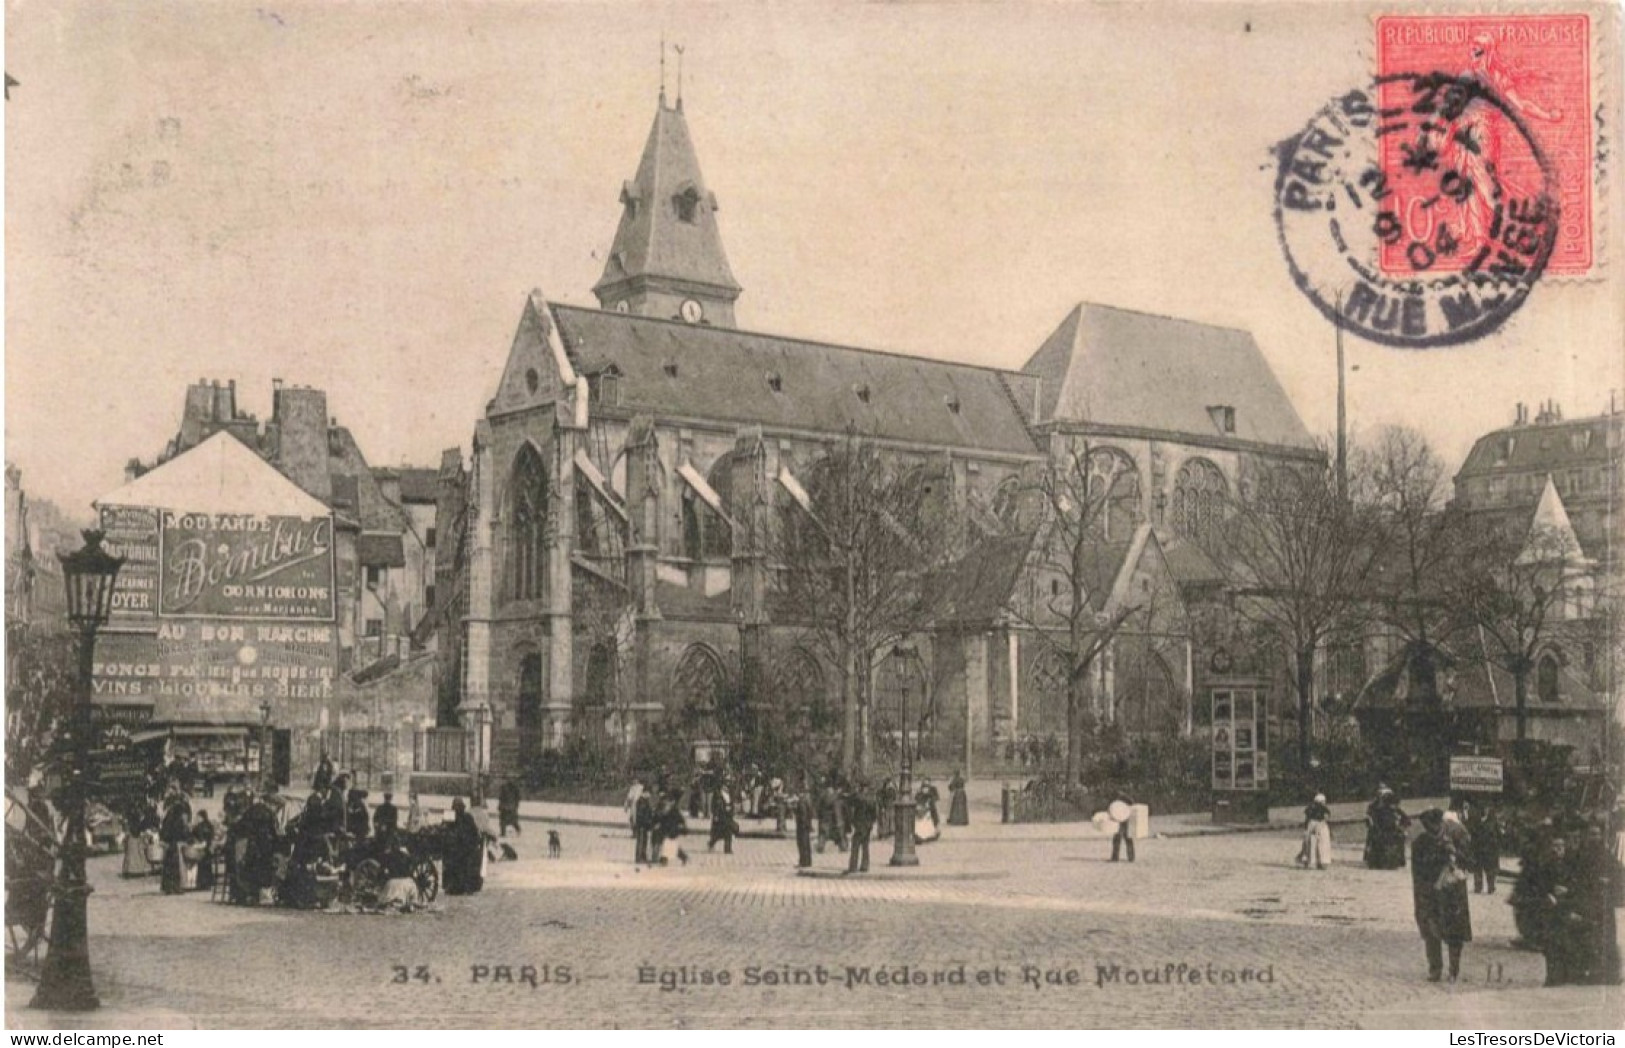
[158,796,192,895]
[443,798,485,895]
[1299,793,1333,869]
[947,771,970,827]
[192,811,218,891]
[122,800,159,878]
[914,779,942,844]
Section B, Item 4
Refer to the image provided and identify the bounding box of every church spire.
[592,87,741,328]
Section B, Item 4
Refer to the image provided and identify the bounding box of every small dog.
[547,829,562,859]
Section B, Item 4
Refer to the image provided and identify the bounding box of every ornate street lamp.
[888,644,920,868]
[469,703,492,807]
[32,530,123,1012]
[259,702,274,793]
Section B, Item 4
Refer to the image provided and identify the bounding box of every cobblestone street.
[11,819,1619,1029]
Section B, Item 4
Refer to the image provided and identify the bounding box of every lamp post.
[889,644,919,868]
[470,703,491,807]
[32,530,123,1013]
[259,702,273,793]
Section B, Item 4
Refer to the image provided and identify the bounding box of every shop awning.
[130,725,250,745]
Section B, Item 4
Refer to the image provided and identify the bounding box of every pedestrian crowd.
[116,751,492,913]
[1304,784,1623,988]
[622,764,971,876]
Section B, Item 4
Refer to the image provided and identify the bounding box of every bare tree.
[772,429,954,775]
[1448,513,1592,741]
[976,439,1169,786]
[1367,426,1466,704]
[1212,448,1388,769]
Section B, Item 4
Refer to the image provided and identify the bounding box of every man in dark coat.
[817,778,845,853]
[708,783,737,854]
[1412,808,1472,982]
[311,753,334,793]
[844,780,877,875]
[1545,824,1624,986]
[443,798,484,895]
[633,784,654,865]
[497,779,522,838]
[321,776,348,835]
[345,789,371,841]
[1467,804,1503,894]
[794,780,816,869]
[373,792,400,846]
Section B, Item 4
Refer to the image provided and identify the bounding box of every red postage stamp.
[1377,14,1592,276]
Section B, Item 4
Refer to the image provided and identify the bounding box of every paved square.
[13,819,1616,1029]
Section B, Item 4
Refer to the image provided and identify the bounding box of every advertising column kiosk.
[1211,674,1271,824]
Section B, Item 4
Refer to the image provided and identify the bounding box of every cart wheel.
[414,859,439,903]
[352,859,384,909]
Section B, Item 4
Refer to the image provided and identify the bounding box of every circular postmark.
[1275,73,1559,348]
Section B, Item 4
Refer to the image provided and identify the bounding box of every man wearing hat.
[373,792,400,847]
[843,779,878,875]
[1412,808,1472,982]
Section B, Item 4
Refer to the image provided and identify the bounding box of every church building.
[447,87,1321,777]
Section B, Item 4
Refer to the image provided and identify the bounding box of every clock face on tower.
[680,299,704,324]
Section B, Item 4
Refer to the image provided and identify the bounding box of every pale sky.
[7,1,1622,519]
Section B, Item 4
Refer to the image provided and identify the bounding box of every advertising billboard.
[1212,685,1269,791]
[99,505,162,625]
[158,511,336,621]
[93,622,337,706]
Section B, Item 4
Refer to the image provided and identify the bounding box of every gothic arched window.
[1537,652,1562,703]
[508,444,549,601]
[674,644,731,741]
[1026,647,1071,737]
[1086,448,1141,541]
[1115,645,1181,736]
[775,649,834,735]
[1173,458,1228,542]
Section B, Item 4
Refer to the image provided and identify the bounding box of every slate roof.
[357,533,406,568]
[1356,639,1606,711]
[396,468,440,503]
[1160,535,1227,589]
[1457,413,1621,478]
[1022,303,1316,451]
[552,305,1040,457]
[927,532,1037,625]
[593,101,739,298]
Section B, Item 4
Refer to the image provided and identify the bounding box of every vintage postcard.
[5,0,1623,1032]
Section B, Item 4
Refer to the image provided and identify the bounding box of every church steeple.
[592,94,741,328]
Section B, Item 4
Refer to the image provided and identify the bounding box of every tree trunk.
[840,553,859,775]
[1296,645,1316,770]
[1064,675,1084,786]
[857,656,872,777]
[840,637,857,774]
[1513,665,1529,742]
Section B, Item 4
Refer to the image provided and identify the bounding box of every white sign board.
[1449,756,1504,793]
